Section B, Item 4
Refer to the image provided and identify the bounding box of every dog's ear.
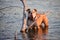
[33,9,37,12]
[26,9,30,12]
[26,9,32,14]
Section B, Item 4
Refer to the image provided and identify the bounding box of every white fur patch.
[27,19,33,27]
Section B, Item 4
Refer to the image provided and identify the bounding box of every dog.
[26,9,38,32]
[26,9,48,34]
[26,9,33,26]
[31,9,48,34]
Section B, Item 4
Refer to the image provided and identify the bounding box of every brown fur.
[34,13,48,34]
[26,9,48,34]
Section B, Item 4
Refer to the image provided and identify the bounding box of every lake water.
[0,0,60,40]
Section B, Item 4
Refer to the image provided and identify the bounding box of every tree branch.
[20,0,27,32]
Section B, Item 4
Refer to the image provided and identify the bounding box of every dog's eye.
[28,11,32,14]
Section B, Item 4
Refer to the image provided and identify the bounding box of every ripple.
[0,0,60,40]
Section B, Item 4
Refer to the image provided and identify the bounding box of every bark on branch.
[20,0,27,32]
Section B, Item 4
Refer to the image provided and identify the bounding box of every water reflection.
[0,0,60,40]
[21,28,48,40]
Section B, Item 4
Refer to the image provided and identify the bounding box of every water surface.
[0,0,60,40]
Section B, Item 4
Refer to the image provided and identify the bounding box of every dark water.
[0,0,60,40]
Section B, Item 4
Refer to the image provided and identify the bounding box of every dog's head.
[26,9,37,20]
[26,9,33,20]
[32,9,37,19]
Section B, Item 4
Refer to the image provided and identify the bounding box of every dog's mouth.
[32,13,36,18]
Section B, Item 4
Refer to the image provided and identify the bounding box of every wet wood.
[20,0,27,32]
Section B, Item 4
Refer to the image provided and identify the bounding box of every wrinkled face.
[32,10,37,18]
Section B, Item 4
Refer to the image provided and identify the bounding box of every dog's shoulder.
[36,13,41,17]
